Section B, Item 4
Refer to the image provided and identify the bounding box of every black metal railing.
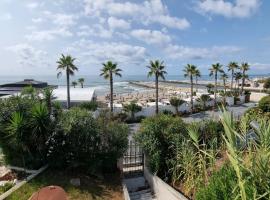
[123,140,144,178]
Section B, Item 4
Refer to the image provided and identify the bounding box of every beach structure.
[0,79,54,97]
[53,87,97,107]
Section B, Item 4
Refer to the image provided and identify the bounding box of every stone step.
[130,192,153,200]
[129,188,151,197]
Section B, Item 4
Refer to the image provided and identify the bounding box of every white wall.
[144,166,188,200]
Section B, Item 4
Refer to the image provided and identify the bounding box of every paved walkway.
[183,102,257,123]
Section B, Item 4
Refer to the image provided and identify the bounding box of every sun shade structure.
[29,186,67,200]
[0,79,55,97]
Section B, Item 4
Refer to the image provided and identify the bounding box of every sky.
[0,0,270,76]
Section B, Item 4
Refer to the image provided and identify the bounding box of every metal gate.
[123,140,144,178]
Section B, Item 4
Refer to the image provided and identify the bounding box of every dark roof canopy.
[0,79,48,88]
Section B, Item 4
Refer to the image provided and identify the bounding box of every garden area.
[0,87,128,199]
[135,94,270,200]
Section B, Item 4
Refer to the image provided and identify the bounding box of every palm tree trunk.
[241,71,245,94]
[196,77,199,92]
[231,70,234,91]
[190,76,194,113]
[66,70,70,109]
[110,72,113,113]
[155,74,159,114]
[223,79,227,105]
[214,72,217,107]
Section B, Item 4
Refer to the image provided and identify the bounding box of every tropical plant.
[21,86,37,99]
[263,78,270,89]
[78,78,85,88]
[79,101,98,111]
[206,83,214,94]
[197,94,211,110]
[135,114,187,178]
[234,72,242,92]
[123,101,142,120]
[220,72,228,93]
[209,63,224,107]
[57,54,78,109]
[147,60,167,114]
[100,61,122,113]
[71,81,77,88]
[169,97,185,115]
[42,87,54,115]
[183,64,197,113]
[195,69,201,92]
[228,62,239,90]
[240,63,250,94]
[47,107,128,171]
[258,96,270,112]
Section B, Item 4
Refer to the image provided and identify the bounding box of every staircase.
[123,176,155,200]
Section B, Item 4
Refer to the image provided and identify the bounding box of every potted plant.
[244,90,251,103]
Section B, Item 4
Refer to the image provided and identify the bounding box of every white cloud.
[165,44,242,60]
[131,29,171,46]
[32,18,43,23]
[66,39,148,66]
[0,13,12,20]
[77,24,112,38]
[43,11,77,27]
[6,43,49,67]
[250,63,270,70]
[26,2,39,9]
[108,17,130,30]
[25,28,73,41]
[84,0,190,30]
[196,0,261,18]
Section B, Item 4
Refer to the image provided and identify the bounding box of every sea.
[0,74,268,96]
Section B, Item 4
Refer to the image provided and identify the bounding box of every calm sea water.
[0,74,267,96]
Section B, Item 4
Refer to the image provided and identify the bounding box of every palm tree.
[123,101,142,120]
[183,64,197,113]
[147,60,167,114]
[100,61,122,113]
[78,78,85,88]
[57,54,78,109]
[42,87,54,115]
[221,72,228,93]
[169,97,185,115]
[195,69,201,92]
[197,94,211,110]
[209,63,223,107]
[220,72,229,105]
[234,72,242,92]
[72,81,77,88]
[240,63,250,94]
[228,62,239,91]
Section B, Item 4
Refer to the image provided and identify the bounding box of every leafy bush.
[196,165,237,200]
[0,96,53,168]
[135,114,187,178]
[78,101,98,111]
[263,78,270,89]
[258,96,270,112]
[47,107,128,173]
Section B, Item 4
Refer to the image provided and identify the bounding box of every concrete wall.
[144,167,188,200]
[250,92,268,102]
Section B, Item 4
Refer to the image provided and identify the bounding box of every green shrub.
[258,96,270,112]
[0,96,53,169]
[78,101,98,111]
[263,78,270,89]
[135,114,187,178]
[47,107,128,173]
[196,165,237,200]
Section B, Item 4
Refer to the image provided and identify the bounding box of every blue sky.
[0,0,269,76]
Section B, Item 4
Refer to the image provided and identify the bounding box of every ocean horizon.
[0,74,268,96]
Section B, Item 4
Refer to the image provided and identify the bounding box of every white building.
[53,87,97,106]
